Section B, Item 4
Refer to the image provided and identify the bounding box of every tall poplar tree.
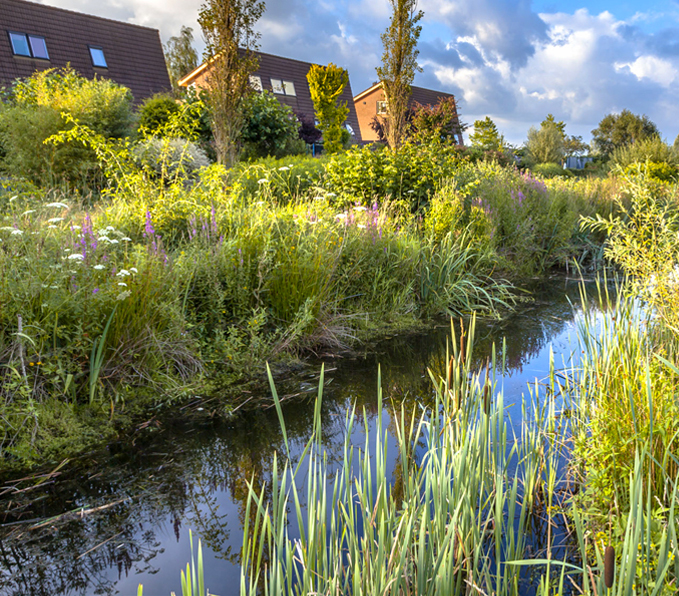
[376,0,423,149]
[198,0,265,166]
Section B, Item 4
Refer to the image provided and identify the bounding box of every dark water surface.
[0,279,603,596]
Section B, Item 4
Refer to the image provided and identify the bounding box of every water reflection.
[0,279,605,596]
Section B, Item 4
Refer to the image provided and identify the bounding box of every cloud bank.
[38,0,679,144]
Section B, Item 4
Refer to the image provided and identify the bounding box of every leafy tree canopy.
[164,26,198,96]
[591,109,659,157]
[240,90,302,159]
[469,116,505,152]
[307,63,349,154]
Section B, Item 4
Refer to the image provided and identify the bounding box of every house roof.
[180,50,363,142]
[354,82,457,109]
[0,0,170,102]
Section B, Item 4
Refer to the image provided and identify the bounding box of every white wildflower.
[105,226,115,232]
[93,264,106,270]
[0,226,16,232]
[9,196,17,202]
[45,202,69,209]
[116,290,131,301]
[22,210,35,216]
[117,282,128,287]
[255,201,265,206]
[116,269,131,277]
[130,267,138,273]
[336,213,347,220]
[326,192,337,198]
[278,166,289,171]
[97,236,111,243]
[48,225,57,229]
[47,217,63,224]
[64,248,71,252]
[110,239,119,244]
[11,229,23,235]
[67,253,84,261]
[50,285,58,289]
[121,236,131,242]
[257,178,269,184]
[357,224,367,229]
[354,206,367,212]
[71,225,81,230]
[308,220,319,225]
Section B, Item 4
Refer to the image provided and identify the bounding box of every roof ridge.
[6,0,160,33]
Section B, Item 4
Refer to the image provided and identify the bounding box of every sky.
[37,0,679,145]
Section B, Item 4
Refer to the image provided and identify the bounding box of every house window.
[249,75,263,92]
[282,81,296,96]
[377,101,388,115]
[89,46,107,68]
[345,123,355,136]
[271,78,285,94]
[9,32,49,59]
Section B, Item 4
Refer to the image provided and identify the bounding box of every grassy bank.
[0,136,637,471]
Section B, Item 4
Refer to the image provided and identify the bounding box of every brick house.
[0,0,170,102]
[354,82,464,145]
[179,50,362,143]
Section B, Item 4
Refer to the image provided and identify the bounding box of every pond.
[0,278,604,596]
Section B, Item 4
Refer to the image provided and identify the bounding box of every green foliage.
[240,90,304,159]
[469,116,505,151]
[324,142,466,211]
[591,109,660,157]
[164,26,198,95]
[610,136,679,180]
[306,63,350,154]
[0,68,133,186]
[525,120,564,165]
[133,136,210,179]
[531,162,568,178]
[137,94,180,136]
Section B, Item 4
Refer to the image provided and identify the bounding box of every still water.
[0,279,602,596]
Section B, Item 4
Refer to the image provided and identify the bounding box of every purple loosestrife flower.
[211,205,217,236]
[92,288,99,294]
[144,211,155,239]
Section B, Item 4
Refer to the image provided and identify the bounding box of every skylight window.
[89,46,107,68]
[270,78,296,96]
[9,32,49,59]
[249,75,263,92]
[270,78,285,94]
[282,81,296,96]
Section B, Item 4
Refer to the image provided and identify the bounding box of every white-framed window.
[89,46,107,68]
[377,100,388,115]
[249,75,263,91]
[271,78,285,94]
[345,123,355,136]
[9,31,49,59]
[282,81,296,96]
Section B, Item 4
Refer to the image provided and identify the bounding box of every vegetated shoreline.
[2,146,618,476]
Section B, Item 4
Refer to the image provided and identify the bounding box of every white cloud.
[615,55,678,86]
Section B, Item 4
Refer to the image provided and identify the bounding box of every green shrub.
[137,94,180,136]
[610,136,679,173]
[132,136,210,180]
[240,91,304,160]
[0,68,134,186]
[324,141,467,211]
[531,162,570,178]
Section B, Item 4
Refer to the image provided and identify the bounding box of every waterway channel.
[0,278,606,596]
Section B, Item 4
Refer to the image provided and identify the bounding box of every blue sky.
[40,0,679,145]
